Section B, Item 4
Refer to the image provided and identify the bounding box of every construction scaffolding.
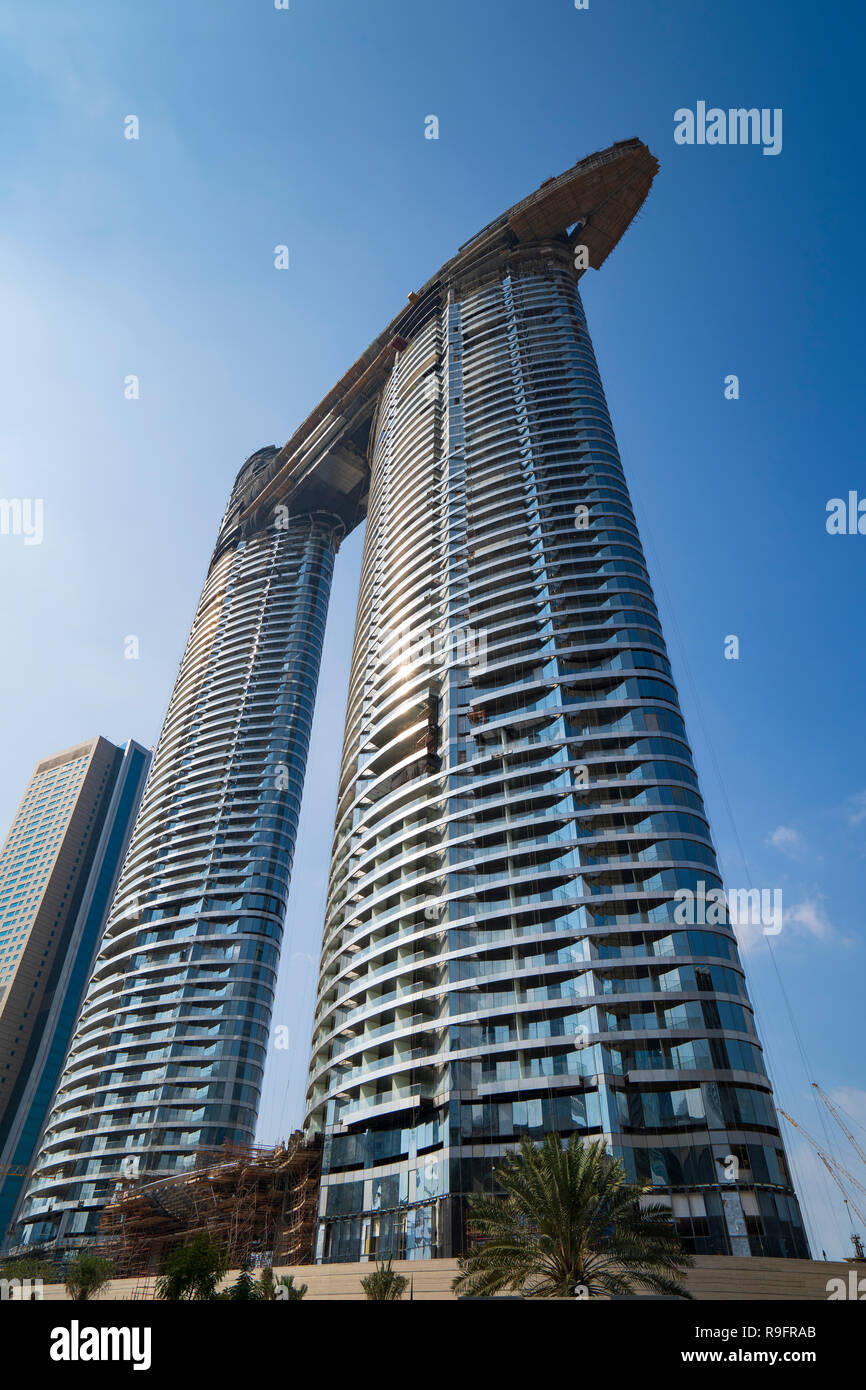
[95,1133,321,1281]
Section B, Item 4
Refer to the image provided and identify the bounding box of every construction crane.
[812,1082,866,1169]
[778,1107,866,1255]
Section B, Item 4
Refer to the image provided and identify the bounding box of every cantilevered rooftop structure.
[227,138,660,537]
[14,139,808,1265]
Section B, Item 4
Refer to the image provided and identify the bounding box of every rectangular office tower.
[0,737,149,1247]
[14,140,808,1261]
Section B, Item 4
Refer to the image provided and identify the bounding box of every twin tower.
[14,141,808,1262]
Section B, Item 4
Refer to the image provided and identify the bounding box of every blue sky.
[1,0,864,1259]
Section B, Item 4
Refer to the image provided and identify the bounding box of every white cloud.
[731,918,764,953]
[784,896,835,942]
[767,825,807,857]
[847,791,866,827]
[734,893,836,954]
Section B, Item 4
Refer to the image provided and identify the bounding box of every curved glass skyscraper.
[302,145,808,1263]
[16,139,807,1263]
[15,452,343,1248]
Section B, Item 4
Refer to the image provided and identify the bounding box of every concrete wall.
[14,1254,860,1301]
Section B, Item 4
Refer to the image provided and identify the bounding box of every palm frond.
[453,1134,693,1301]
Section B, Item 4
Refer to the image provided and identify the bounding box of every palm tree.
[277,1274,308,1301]
[64,1254,115,1302]
[361,1258,408,1301]
[452,1134,694,1300]
[0,1254,61,1284]
[217,1265,262,1300]
[156,1233,229,1301]
[258,1268,308,1301]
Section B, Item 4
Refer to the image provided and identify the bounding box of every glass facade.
[13,454,343,1250]
[0,738,149,1246]
[305,244,808,1263]
[12,138,807,1265]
